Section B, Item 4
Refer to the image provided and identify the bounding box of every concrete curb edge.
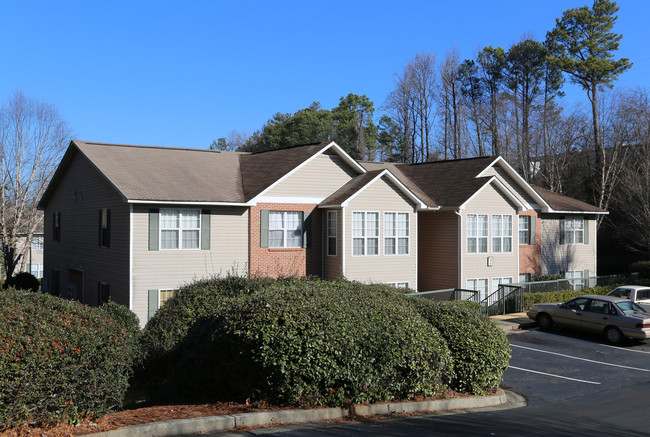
[89,389,508,436]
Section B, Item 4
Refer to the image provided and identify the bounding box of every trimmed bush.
[412,299,511,395]
[0,290,139,429]
[523,285,615,308]
[143,277,453,407]
[99,300,142,362]
[4,272,40,292]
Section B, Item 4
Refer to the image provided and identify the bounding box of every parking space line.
[511,344,650,372]
[527,330,650,354]
[508,366,601,384]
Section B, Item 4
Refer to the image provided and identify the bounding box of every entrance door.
[68,269,83,303]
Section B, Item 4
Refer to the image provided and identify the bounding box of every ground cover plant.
[0,289,139,430]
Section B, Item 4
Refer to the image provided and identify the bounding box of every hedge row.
[0,290,139,429]
[523,285,615,308]
[142,277,510,406]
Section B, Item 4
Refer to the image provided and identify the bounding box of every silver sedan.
[526,294,650,344]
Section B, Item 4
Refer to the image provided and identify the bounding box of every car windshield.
[615,301,649,315]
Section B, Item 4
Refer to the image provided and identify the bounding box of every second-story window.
[352,211,379,256]
[160,209,200,249]
[492,214,512,253]
[99,209,110,248]
[384,212,409,255]
[467,214,488,253]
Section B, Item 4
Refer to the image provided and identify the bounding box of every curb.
[89,389,508,436]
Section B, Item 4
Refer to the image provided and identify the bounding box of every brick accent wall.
[519,210,541,277]
[249,203,322,278]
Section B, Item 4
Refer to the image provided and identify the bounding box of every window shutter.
[530,216,536,245]
[303,211,312,248]
[148,289,159,320]
[201,209,211,250]
[105,209,111,248]
[583,218,589,244]
[260,209,269,248]
[149,209,159,251]
[559,218,565,245]
[98,210,102,246]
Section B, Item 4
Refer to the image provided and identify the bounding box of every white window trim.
[492,214,513,253]
[466,278,489,301]
[565,217,584,244]
[159,208,201,250]
[566,271,585,291]
[491,277,513,292]
[352,211,380,257]
[518,215,530,245]
[387,281,409,289]
[384,212,410,256]
[268,211,303,248]
[159,288,178,308]
[467,214,488,254]
[327,211,337,256]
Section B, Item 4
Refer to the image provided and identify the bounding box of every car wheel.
[537,313,553,330]
[605,326,623,345]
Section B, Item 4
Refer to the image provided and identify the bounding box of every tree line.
[213,0,650,265]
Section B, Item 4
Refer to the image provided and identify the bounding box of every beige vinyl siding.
[343,176,418,289]
[131,206,249,324]
[263,154,359,199]
[461,183,518,289]
[541,215,597,275]
[482,166,536,207]
[323,208,343,280]
[418,210,459,291]
[43,151,130,308]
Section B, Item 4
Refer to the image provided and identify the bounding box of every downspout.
[454,209,462,288]
[341,207,346,278]
[129,204,133,310]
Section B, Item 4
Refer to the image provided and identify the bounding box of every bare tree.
[0,91,71,282]
[437,47,463,159]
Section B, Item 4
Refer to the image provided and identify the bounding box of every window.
[384,212,409,255]
[492,277,512,292]
[563,218,584,244]
[492,215,512,253]
[99,209,110,248]
[160,209,200,250]
[30,264,44,279]
[387,282,409,289]
[466,278,489,301]
[566,270,585,291]
[519,216,532,245]
[327,211,337,256]
[98,282,110,305]
[467,214,488,253]
[519,273,533,283]
[32,235,44,251]
[159,289,177,307]
[352,212,379,256]
[53,212,61,241]
[269,211,303,248]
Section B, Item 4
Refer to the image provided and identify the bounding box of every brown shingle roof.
[75,141,246,203]
[360,162,438,208]
[395,156,496,208]
[320,171,385,206]
[239,143,330,201]
[533,186,607,213]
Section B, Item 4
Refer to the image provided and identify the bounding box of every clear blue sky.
[1,0,648,149]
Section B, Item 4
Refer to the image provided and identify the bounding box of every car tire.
[537,313,553,331]
[605,326,623,345]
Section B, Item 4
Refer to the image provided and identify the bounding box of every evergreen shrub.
[523,285,614,308]
[142,277,454,406]
[4,272,40,292]
[629,260,650,279]
[0,290,139,429]
[412,299,511,395]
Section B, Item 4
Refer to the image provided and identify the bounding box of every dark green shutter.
[148,289,158,320]
[303,211,312,248]
[583,218,589,244]
[201,209,210,250]
[559,218,565,245]
[149,209,159,251]
[260,209,269,248]
[530,216,536,245]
